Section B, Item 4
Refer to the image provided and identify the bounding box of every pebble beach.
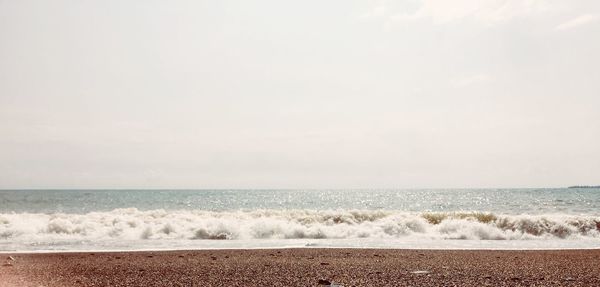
[2,249,600,286]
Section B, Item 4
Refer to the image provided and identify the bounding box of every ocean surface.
[1,189,599,252]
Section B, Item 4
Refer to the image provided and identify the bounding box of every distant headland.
[568,185,600,188]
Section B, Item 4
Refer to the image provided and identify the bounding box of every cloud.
[389,0,555,25]
[556,14,599,31]
[451,74,492,88]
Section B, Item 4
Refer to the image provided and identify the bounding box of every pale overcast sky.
[1,0,599,188]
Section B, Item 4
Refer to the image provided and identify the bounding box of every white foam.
[1,209,599,251]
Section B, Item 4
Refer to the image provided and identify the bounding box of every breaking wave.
[1,209,600,242]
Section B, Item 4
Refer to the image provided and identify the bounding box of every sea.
[1,188,599,252]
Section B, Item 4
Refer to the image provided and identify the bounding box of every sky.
[1,0,599,189]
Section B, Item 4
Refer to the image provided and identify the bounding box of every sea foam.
[1,209,599,244]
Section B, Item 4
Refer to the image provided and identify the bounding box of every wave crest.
[1,209,599,242]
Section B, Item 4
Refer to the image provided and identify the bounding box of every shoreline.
[3,245,600,254]
[4,237,600,254]
[3,248,600,286]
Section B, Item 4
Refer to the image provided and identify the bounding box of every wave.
[1,209,599,242]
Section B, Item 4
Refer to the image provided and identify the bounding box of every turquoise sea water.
[1,189,599,251]
[2,188,599,214]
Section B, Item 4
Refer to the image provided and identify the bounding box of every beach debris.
[317,280,344,287]
[320,262,330,265]
[211,256,217,260]
[411,270,430,274]
[3,256,15,267]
